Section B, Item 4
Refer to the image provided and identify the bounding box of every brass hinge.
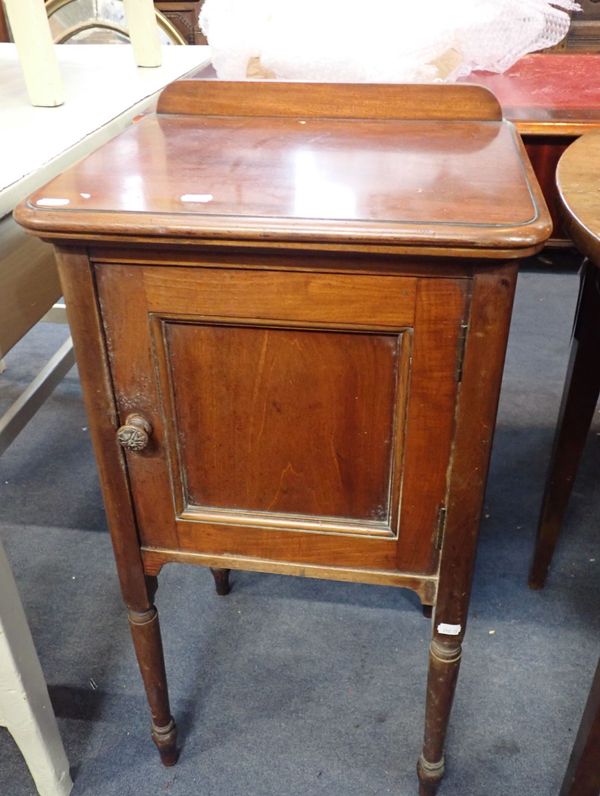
[434,505,447,550]
[455,323,469,382]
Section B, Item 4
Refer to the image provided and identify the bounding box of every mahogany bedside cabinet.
[14,81,551,794]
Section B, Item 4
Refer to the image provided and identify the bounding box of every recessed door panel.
[162,322,408,534]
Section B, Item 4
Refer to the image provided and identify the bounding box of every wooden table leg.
[417,638,462,795]
[560,658,600,796]
[57,241,224,764]
[416,267,518,794]
[128,601,178,766]
[54,251,178,767]
[529,262,600,589]
[210,567,231,596]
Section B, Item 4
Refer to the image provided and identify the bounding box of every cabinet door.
[96,262,468,576]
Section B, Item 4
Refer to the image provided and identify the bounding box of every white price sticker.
[437,623,461,636]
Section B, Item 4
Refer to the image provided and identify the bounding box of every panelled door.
[96,261,468,577]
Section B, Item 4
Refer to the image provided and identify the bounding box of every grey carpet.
[1,268,599,796]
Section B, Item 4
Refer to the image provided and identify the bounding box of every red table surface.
[464,53,600,242]
[463,54,600,132]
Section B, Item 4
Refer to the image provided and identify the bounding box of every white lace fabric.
[200,0,581,82]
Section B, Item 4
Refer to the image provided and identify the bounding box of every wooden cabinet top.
[15,81,551,258]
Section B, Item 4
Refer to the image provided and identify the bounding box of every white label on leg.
[437,623,461,636]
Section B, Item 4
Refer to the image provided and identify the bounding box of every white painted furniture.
[3,0,163,107]
[123,0,162,66]
[2,0,64,106]
[0,42,210,218]
[0,541,72,796]
[0,42,211,456]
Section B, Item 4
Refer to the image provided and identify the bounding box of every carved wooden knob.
[117,414,152,452]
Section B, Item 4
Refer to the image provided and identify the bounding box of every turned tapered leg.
[53,253,178,767]
[417,638,462,795]
[415,268,519,794]
[210,567,231,596]
[529,263,600,589]
[128,606,178,766]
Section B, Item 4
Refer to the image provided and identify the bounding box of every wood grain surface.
[529,136,600,588]
[95,260,468,577]
[557,132,600,262]
[15,82,550,254]
[157,79,503,120]
[166,323,403,522]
